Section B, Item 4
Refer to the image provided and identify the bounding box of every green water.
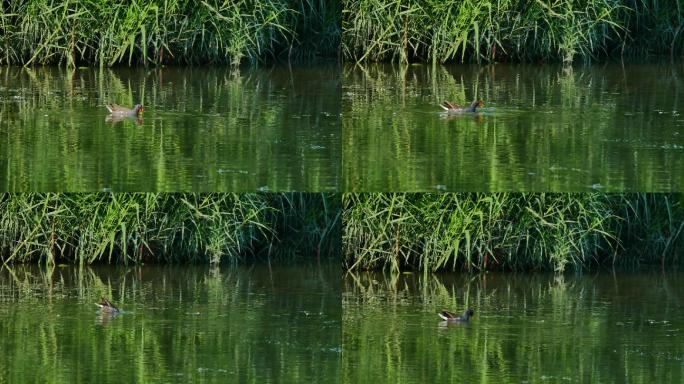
[343,63,684,191]
[0,264,340,383]
[343,271,684,383]
[0,66,341,192]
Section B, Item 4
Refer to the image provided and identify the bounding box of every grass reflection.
[0,65,341,191]
[0,263,341,383]
[343,270,684,383]
[343,63,684,191]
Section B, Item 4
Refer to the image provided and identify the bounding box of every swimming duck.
[438,308,474,322]
[96,297,120,313]
[439,99,484,114]
[106,103,144,117]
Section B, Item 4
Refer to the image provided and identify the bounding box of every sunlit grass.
[343,193,684,272]
[343,0,683,63]
[0,193,340,265]
[0,0,340,67]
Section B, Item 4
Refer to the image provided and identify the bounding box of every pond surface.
[0,264,340,383]
[0,65,340,192]
[343,63,684,191]
[343,271,684,383]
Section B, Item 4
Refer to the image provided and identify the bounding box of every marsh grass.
[614,193,684,267]
[0,0,340,67]
[343,193,684,273]
[0,193,340,265]
[343,0,683,63]
[272,193,342,262]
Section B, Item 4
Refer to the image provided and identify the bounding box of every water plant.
[343,0,683,63]
[0,0,340,67]
[0,193,340,265]
[343,193,684,272]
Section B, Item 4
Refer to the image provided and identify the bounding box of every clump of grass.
[343,0,683,63]
[343,193,684,273]
[268,193,341,263]
[612,194,684,268]
[0,193,340,265]
[619,0,684,59]
[287,0,341,62]
[0,0,339,67]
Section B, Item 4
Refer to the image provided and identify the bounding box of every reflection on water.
[105,114,143,126]
[0,65,341,192]
[0,264,340,383]
[343,271,684,383]
[343,63,684,191]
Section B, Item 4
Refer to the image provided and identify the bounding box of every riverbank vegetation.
[0,193,340,265]
[343,0,684,63]
[0,0,340,67]
[343,193,684,272]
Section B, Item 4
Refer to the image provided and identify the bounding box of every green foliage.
[0,0,340,67]
[272,193,342,262]
[0,193,341,265]
[622,0,684,58]
[343,193,684,272]
[343,0,683,63]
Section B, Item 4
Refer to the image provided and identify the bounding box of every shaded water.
[343,271,684,383]
[343,63,684,191]
[0,66,340,191]
[0,264,340,383]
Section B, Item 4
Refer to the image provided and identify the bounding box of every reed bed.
[343,193,684,272]
[0,0,340,67]
[0,193,340,265]
[343,0,684,63]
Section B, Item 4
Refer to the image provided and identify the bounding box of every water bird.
[439,99,484,114]
[96,297,120,314]
[438,308,474,322]
[106,103,144,117]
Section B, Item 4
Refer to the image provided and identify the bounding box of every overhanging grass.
[343,0,684,63]
[343,193,684,272]
[0,193,341,265]
[0,0,340,67]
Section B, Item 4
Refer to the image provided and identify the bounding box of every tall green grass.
[0,0,340,67]
[272,192,342,262]
[343,193,684,272]
[0,193,340,265]
[343,0,683,63]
